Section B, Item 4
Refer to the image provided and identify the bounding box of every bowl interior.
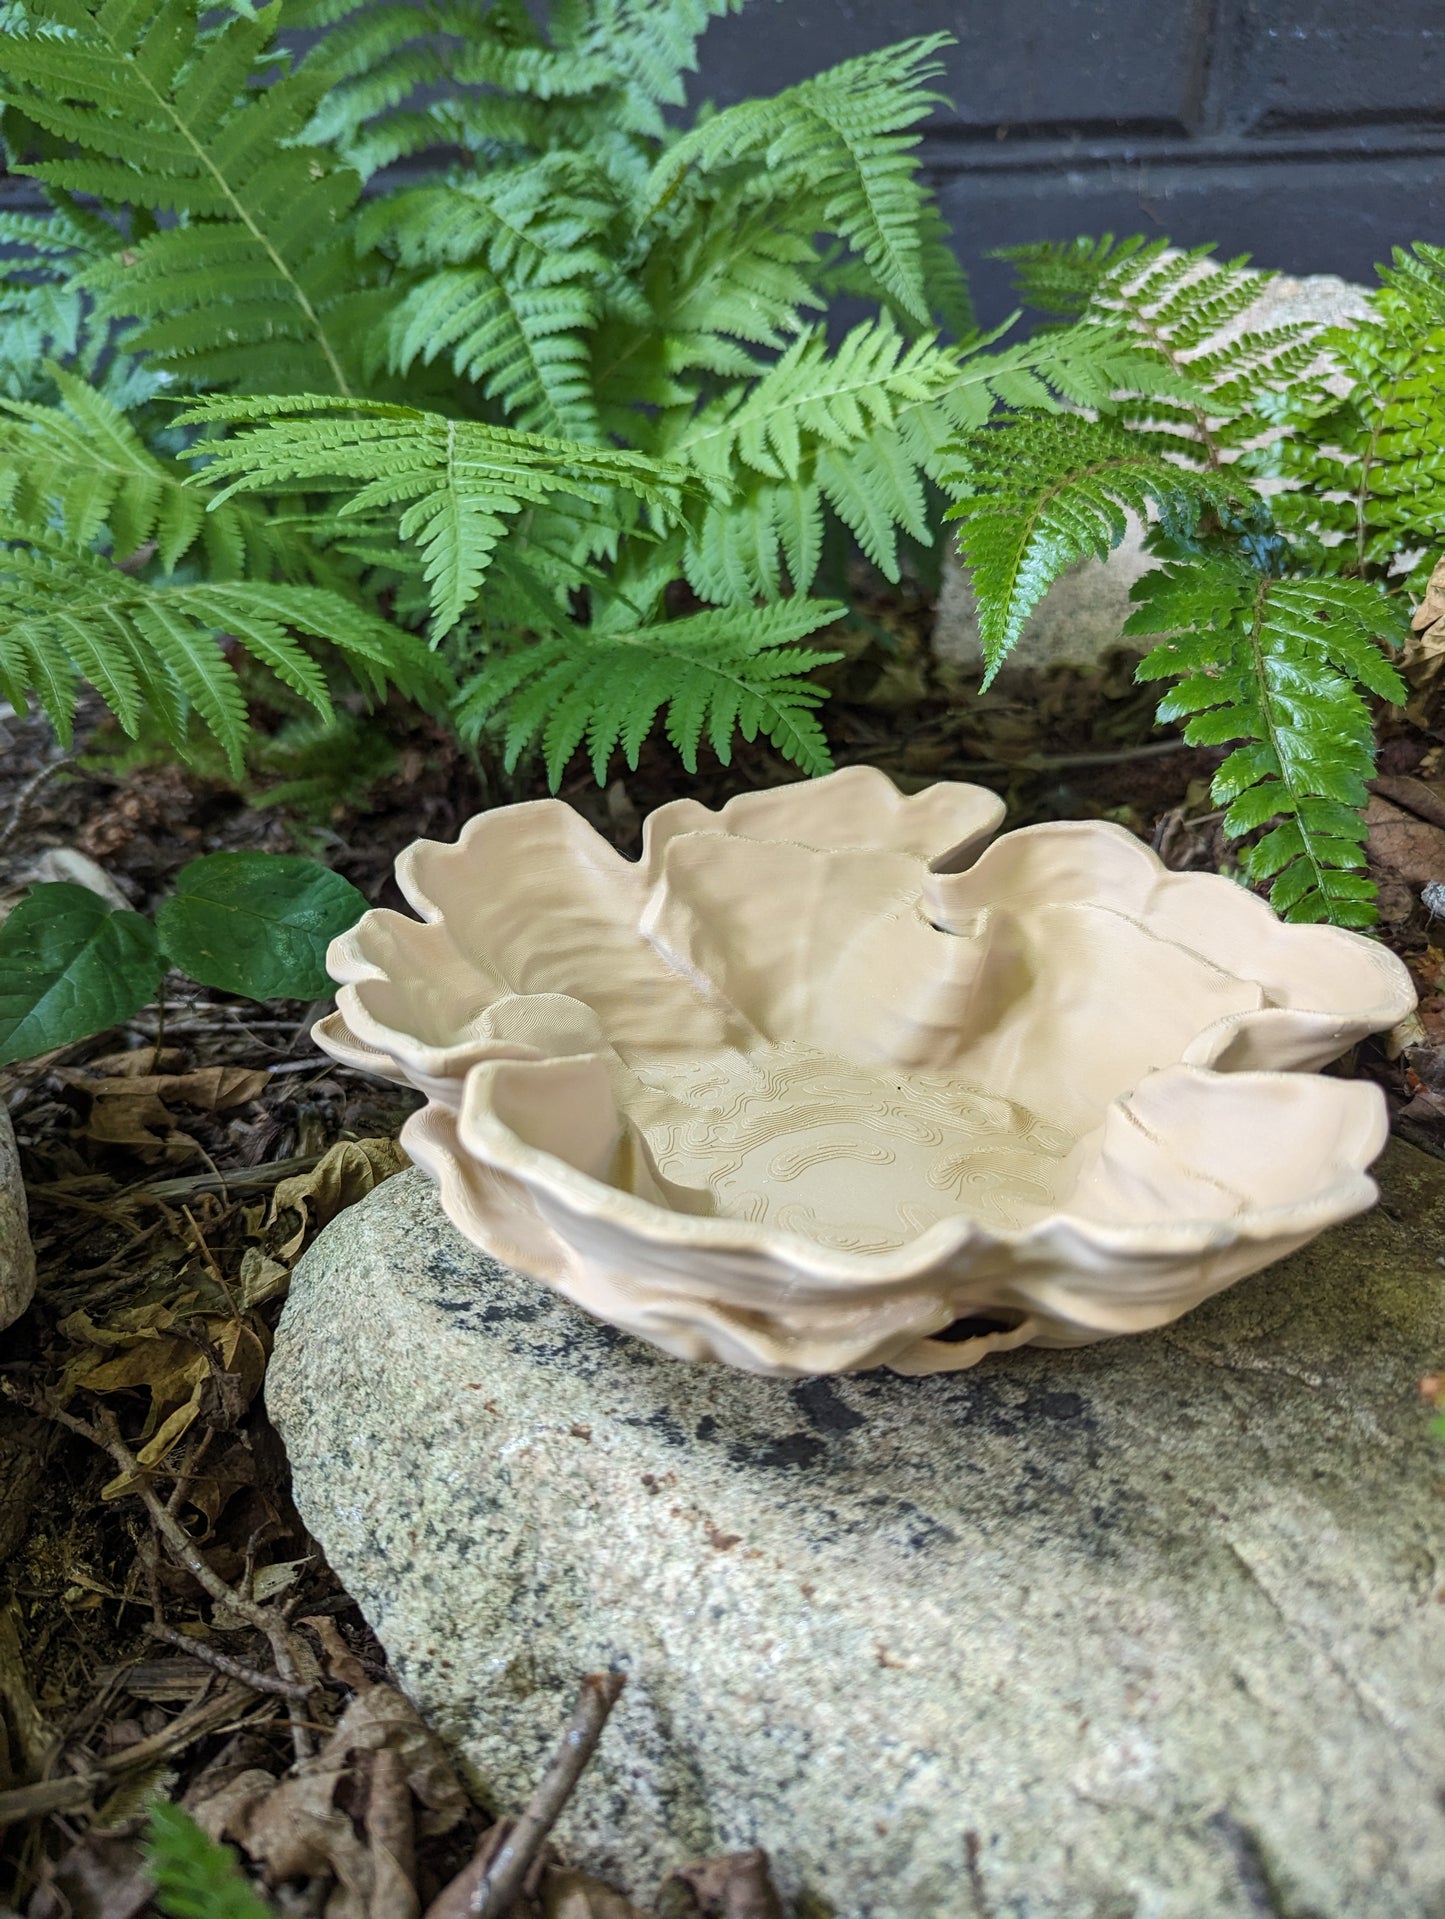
[622,1038,1077,1251]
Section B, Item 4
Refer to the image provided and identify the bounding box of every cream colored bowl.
[316,767,1414,1376]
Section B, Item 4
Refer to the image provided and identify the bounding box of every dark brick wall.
[696,0,1445,320]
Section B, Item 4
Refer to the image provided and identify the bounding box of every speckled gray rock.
[271,1141,1445,1919]
[933,271,1374,679]
[0,1103,35,1332]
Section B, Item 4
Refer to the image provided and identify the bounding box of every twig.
[182,1205,240,1315]
[949,738,1195,775]
[7,1388,318,1761]
[0,754,72,856]
[422,1825,510,1919]
[458,1672,625,1918]
[136,1153,324,1202]
[0,1682,254,1830]
[56,1220,168,1286]
[165,1428,215,1516]
[129,1015,312,1036]
[145,1622,312,1700]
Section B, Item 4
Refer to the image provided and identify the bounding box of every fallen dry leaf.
[23,845,132,910]
[187,1763,280,1844]
[1404,555,1445,722]
[1370,775,1445,833]
[211,1559,309,1633]
[545,1866,653,1918]
[666,1850,785,1919]
[300,1614,373,1692]
[1366,794,1445,890]
[88,1047,184,1078]
[59,1060,268,1155]
[1411,554,1445,635]
[58,1300,269,1493]
[238,1246,291,1311]
[23,1829,154,1919]
[195,1684,467,1919]
[269,1138,410,1258]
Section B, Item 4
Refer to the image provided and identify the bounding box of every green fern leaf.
[999,234,1329,464]
[145,1801,278,1919]
[939,413,1243,682]
[552,0,753,138]
[455,596,843,785]
[377,267,599,438]
[669,319,1204,602]
[1129,560,1407,926]
[0,529,444,771]
[179,396,694,638]
[648,36,950,322]
[1254,245,1445,588]
[0,369,289,576]
[1,0,367,395]
[994,232,1158,318]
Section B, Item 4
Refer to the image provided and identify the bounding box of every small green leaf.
[0,882,162,1066]
[145,1800,279,1919]
[155,853,367,1003]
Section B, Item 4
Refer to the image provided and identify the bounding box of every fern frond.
[1128,560,1407,926]
[939,413,1244,682]
[1,0,367,395]
[0,370,290,577]
[551,0,752,139]
[298,0,611,169]
[0,205,121,399]
[667,319,1208,602]
[456,595,842,785]
[636,186,824,380]
[648,36,950,323]
[361,160,613,436]
[180,397,694,637]
[358,157,615,278]
[999,235,1327,464]
[292,0,750,174]
[378,268,599,437]
[145,1801,278,1919]
[0,528,442,770]
[994,232,1159,319]
[670,322,944,597]
[1254,245,1445,589]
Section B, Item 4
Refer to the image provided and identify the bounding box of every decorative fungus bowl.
[316,767,1415,1376]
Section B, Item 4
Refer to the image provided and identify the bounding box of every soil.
[0,586,1441,1918]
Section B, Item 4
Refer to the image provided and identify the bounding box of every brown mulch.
[0,584,1441,1917]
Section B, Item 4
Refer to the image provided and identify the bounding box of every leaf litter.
[0,589,1442,1916]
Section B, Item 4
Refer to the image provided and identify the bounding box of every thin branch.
[165,1427,215,1517]
[0,1683,254,1830]
[462,1673,625,1919]
[146,1621,312,1700]
[0,753,73,855]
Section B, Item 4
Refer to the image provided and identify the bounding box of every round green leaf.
[0,882,163,1066]
[155,852,368,1003]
